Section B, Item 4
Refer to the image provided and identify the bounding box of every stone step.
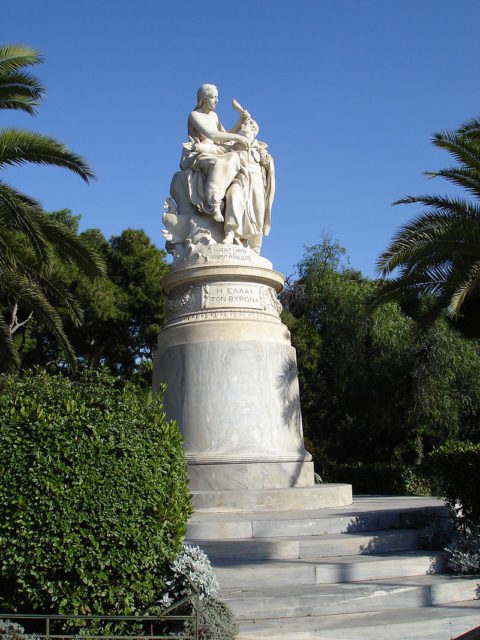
[213,551,446,588]
[191,484,352,513]
[187,497,450,539]
[191,529,421,562]
[313,551,446,584]
[236,600,480,639]
[221,575,480,619]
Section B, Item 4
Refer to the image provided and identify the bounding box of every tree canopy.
[19,213,169,384]
[0,44,104,371]
[283,237,480,468]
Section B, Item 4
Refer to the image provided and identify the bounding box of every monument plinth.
[153,245,314,491]
[153,84,351,509]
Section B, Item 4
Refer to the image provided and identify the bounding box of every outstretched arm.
[229,110,251,133]
[189,112,248,146]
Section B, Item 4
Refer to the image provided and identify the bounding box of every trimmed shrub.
[427,441,480,525]
[324,462,433,496]
[0,369,192,615]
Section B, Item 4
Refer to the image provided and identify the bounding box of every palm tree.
[375,116,480,336]
[0,44,105,370]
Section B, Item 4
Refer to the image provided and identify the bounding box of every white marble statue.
[163,85,275,260]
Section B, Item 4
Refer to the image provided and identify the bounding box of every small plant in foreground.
[0,620,39,640]
[159,545,220,608]
[158,545,238,640]
[446,525,480,575]
[185,597,239,640]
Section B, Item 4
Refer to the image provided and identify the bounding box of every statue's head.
[196,84,218,110]
[240,117,259,141]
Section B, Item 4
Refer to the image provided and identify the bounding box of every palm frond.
[393,194,480,218]
[424,167,480,200]
[0,230,34,270]
[40,215,106,278]
[0,70,44,113]
[0,269,76,368]
[377,210,480,276]
[0,181,50,260]
[0,129,95,182]
[449,260,480,316]
[432,131,480,174]
[457,117,480,138]
[32,270,85,326]
[0,44,43,75]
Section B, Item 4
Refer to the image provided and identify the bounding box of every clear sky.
[3,0,480,279]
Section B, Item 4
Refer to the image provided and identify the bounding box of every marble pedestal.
[153,245,351,508]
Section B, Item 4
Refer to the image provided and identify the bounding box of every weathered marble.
[154,87,351,504]
[152,244,316,491]
[162,84,274,259]
[191,485,353,513]
[188,461,315,491]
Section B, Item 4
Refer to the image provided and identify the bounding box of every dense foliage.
[0,45,104,371]
[323,462,433,496]
[17,212,168,385]
[427,441,480,525]
[0,369,192,614]
[283,237,480,469]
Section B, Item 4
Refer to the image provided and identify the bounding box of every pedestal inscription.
[202,283,263,310]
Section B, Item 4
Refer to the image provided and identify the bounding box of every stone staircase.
[186,496,480,639]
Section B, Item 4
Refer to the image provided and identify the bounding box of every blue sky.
[3,0,480,279]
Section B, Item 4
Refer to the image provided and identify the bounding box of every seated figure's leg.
[222,182,242,244]
[224,182,242,233]
[205,153,241,221]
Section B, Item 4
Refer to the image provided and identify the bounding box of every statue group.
[163,84,275,260]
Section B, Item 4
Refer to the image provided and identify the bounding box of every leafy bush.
[427,441,480,525]
[0,369,192,615]
[324,462,433,496]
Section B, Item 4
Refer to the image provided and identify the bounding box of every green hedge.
[426,441,480,525]
[0,369,192,614]
[323,462,435,496]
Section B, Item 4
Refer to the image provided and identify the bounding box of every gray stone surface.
[212,551,445,588]
[222,575,480,619]
[191,484,353,512]
[236,602,480,639]
[191,530,423,562]
[152,256,326,493]
[186,496,450,539]
[185,497,478,638]
[155,338,309,466]
[188,460,315,490]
